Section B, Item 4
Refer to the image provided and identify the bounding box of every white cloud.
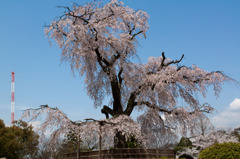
[212,98,240,129]
[229,98,240,111]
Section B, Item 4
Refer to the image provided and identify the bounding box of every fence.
[63,148,175,159]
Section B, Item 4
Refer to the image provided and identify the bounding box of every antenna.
[11,72,15,125]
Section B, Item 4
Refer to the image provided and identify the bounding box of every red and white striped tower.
[11,72,15,124]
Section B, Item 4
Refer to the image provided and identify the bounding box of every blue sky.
[0,0,240,129]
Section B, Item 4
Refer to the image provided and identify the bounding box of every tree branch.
[67,11,90,25]
[124,85,143,116]
[124,93,136,116]
[101,105,114,119]
[136,101,213,116]
[118,67,123,88]
[94,48,110,75]
[136,101,172,114]
[158,52,184,71]
[131,30,143,40]
[94,7,114,24]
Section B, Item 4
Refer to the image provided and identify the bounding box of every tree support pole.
[99,125,102,159]
[77,135,80,159]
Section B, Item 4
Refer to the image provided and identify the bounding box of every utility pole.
[11,72,15,125]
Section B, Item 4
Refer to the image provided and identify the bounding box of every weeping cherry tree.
[23,0,236,148]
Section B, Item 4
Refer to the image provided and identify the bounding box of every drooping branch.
[22,105,145,149]
[21,105,83,149]
[136,101,172,114]
[136,101,214,116]
[123,51,232,117]
[189,103,214,114]
[22,104,74,125]
[124,54,179,114]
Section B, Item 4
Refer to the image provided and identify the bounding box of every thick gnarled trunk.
[108,73,137,148]
[110,76,123,116]
[114,131,128,148]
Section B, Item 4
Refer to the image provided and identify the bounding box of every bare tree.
[137,110,178,149]
[190,114,215,137]
[36,137,55,159]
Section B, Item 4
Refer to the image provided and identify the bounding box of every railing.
[63,148,175,159]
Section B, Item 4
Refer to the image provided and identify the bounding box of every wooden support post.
[77,135,80,159]
[99,124,102,159]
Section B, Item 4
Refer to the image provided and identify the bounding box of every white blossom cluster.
[176,129,240,159]
[102,115,144,145]
[22,105,144,150]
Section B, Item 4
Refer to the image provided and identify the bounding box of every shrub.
[198,142,240,159]
[174,137,192,152]
[126,136,141,148]
[232,128,240,142]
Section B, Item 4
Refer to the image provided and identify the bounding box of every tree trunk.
[114,131,128,148]
[110,76,123,116]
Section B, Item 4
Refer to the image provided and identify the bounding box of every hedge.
[198,142,240,159]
